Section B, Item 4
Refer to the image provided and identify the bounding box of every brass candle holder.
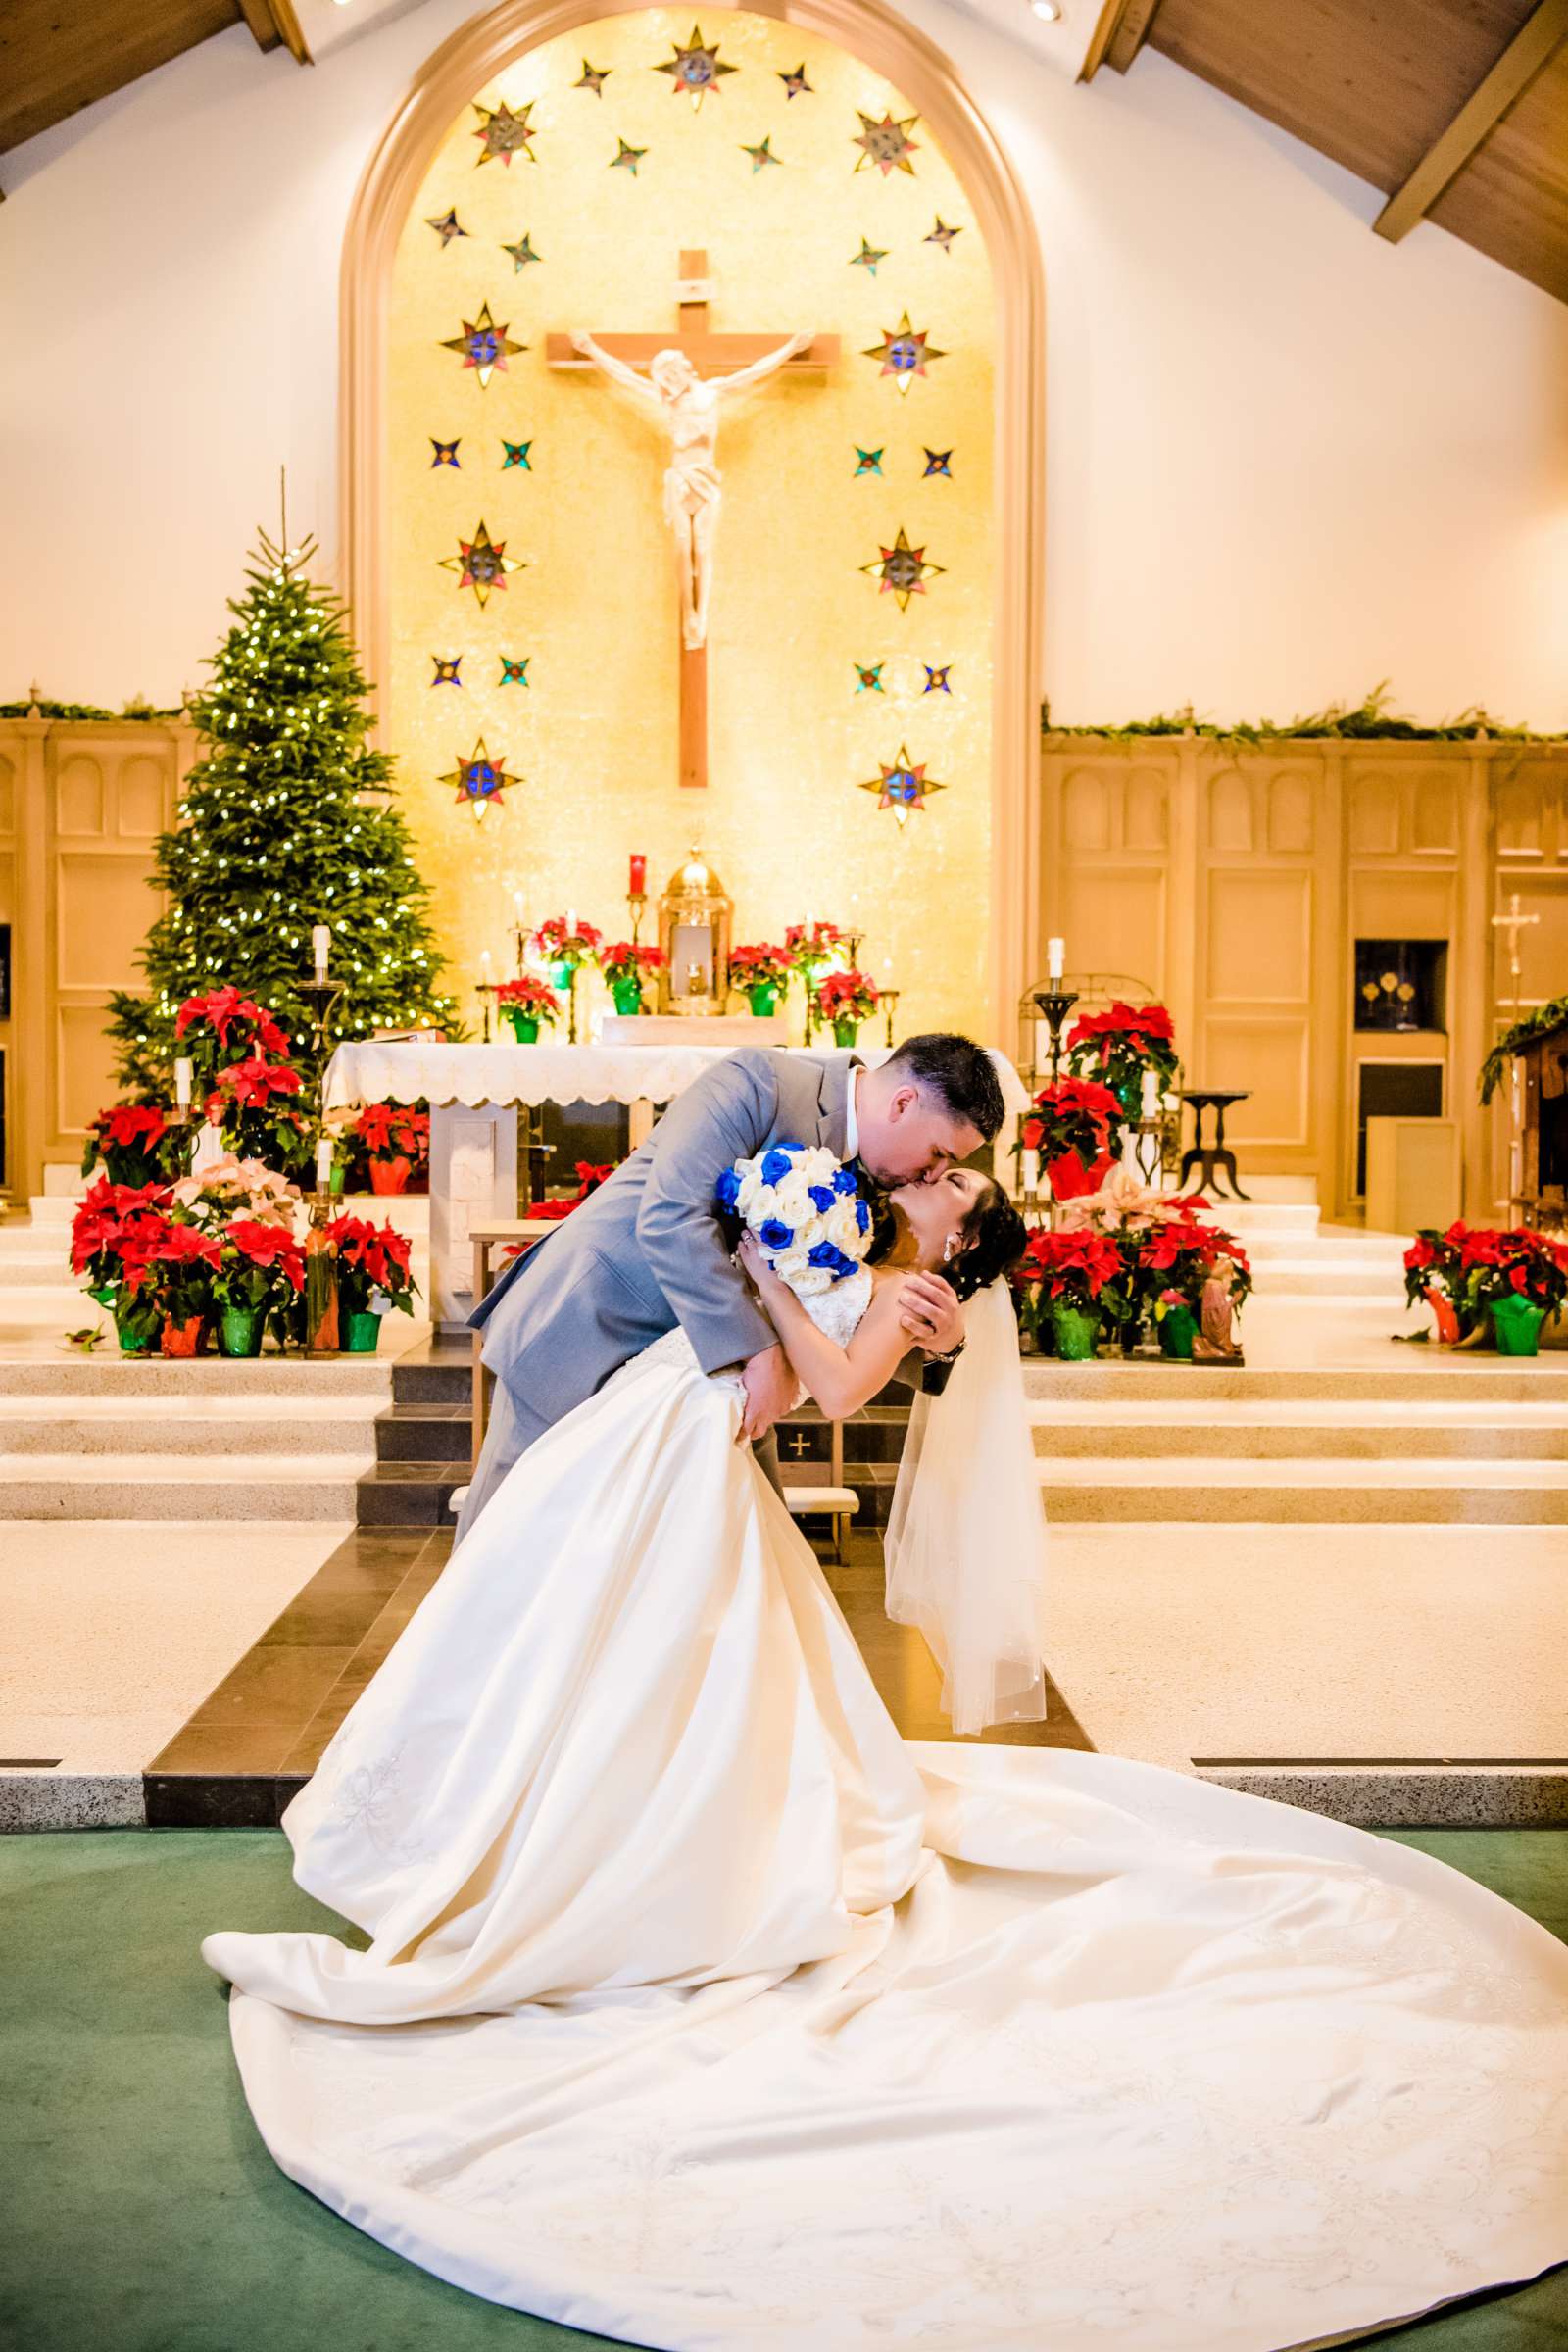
[880,987,901,1048]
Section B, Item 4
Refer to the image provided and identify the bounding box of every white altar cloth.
[323,1040,1030,1116]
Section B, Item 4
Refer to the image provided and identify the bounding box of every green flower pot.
[832,1018,859,1048]
[551,960,574,995]
[748,985,781,1018]
[503,1009,540,1044]
[88,1284,118,1309]
[218,1305,267,1358]
[1490,1295,1546,1356]
[114,1312,155,1355]
[1052,1300,1100,1360]
[1158,1304,1198,1359]
[342,1309,382,1354]
[612,981,645,1016]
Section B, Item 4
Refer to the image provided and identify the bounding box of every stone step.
[1249,1265,1406,1298]
[0,1395,379,1456]
[0,1356,393,1397]
[1035,1455,1568,1523]
[0,1452,366,1520]
[1029,1399,1568,1460]
[1022,1360,1568,1402]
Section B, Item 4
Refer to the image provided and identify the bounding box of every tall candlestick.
[173,1057,193,1109]
[312,923,331,981]
[1047,936,1064,982]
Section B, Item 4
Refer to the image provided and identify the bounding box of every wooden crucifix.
[549,252,837,788]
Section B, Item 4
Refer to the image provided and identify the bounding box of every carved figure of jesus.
[569,328,812,649]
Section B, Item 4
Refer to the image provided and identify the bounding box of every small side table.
[1178,1090,1252,1200]
[469,1218,557,1467]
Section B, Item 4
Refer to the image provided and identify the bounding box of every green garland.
[1479,994,1568,1104]
[1042,683,1566,746]
[0,697,185,721]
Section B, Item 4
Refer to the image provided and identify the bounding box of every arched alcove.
[339,0,1043,1037]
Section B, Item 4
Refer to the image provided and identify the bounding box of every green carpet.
[3,1826,1566,2352]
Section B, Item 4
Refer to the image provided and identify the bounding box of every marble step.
[1248,1265,1407,1298]
[0,1451,368,1520]
[1022,1360,1568,1402]
[1035,1455,1568,1523]
[1029,1399,1568,1459]
[0,1356,392,1397]
[0,1395,380,1456]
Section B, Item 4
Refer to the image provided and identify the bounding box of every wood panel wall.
[1038,735,1568,1220]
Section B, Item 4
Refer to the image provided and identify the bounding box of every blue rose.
[759,1218,794,1251]
[714,1168,741,1212]
[808,1184,836,1213]
[829,1247,859,1282]
[808,1241,840,1269]
[855,1197,871,1234]
[775,1138,805,1152]
[832,1166,858,1195]
[760,1148,794,1186]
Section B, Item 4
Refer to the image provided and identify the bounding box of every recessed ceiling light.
[1031,0,1062,19]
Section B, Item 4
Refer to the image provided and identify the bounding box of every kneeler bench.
[466,1219,858,1559]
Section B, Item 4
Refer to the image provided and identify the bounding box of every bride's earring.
[943,1234,957,1263]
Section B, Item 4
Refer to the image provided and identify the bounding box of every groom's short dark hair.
[886,1033,1005,1142]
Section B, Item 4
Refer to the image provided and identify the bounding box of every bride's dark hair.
[869,1175,1028,1303]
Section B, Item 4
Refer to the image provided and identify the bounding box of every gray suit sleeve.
[635,1051,784,1376]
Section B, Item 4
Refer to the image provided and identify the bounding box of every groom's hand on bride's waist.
[738,1342,796,1446]
[898,1272,963,1359]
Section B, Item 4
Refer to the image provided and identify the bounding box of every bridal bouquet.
[715,1144,871,1296]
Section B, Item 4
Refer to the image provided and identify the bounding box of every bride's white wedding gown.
[204,1269,1568,2352]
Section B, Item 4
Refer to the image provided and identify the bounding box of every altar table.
[323,1040,1029,1331]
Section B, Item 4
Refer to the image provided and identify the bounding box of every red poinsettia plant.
[210,1216,307,1318]
[205,1055,312,1176]
[80,1102,171,1187]
[139,1220,224,1332]
[495,974,563,1024]
[729,944,794,992]
[1406,1221,1568,1331]
[1010,1224,1130,1339]
[1128,1214,1252,1311]
[353,1102,430,1167]
[1017,1077,1124,1200]
[71,1178,174,1298]
[531,916,602,968]
[596,941,667,988]
[532,1161,616,1226]
[174,987,291,1084]
[815,969,881,1026]
[1064,1002,1180,1107]
[785,921,843,969]
[325,1215,419,1318]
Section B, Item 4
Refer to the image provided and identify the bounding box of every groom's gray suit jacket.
[459,1049,851,1535]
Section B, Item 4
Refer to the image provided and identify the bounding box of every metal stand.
[1031,987,1080,1088]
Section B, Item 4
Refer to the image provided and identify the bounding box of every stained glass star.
[472,99,538,167]
[850,237,888,274]
[922,664,952,694]
[778,62,813,99]
[426,208,467,248]
[923,447,953,477]
[499,656,530,686]
[441,301,526,388]
[741,135,782,172]
[863,311,945,393]
[575,60,611,95]
[859,744,945,824]
[610,137,648,174]
[429,437,461,468]
[443,735,516,820]
[854,447,884,476]
[853,111,920,177]
[855,662,885,693]
[502,230,541,270]
[860,526,944,611]
[439,521,525,608]
[501,439,533,470]
[925,217,961,254]
[656,26,737,108]
[430,656,463,687]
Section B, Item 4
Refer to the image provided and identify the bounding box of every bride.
[203,1158,1568,2352]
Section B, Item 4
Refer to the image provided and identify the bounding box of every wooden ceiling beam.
[1079,0,1165,83]
[236,0,312,66]
[1374,0,1568,244]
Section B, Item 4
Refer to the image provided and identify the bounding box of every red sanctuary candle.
[629,853,647,895]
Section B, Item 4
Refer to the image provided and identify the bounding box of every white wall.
[4,0,1565,727]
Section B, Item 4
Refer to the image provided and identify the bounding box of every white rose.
[769,1245,811,1289]
[734,1166,766,1219]
[827,1198,866,1258]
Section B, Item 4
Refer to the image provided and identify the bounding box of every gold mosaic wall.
[388,6,995,1033]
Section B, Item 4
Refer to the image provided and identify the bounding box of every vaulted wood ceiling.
[0,0,310,165]
[1084,0,1568,306]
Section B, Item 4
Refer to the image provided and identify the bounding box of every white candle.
[565,906,577,939]
[315,1138,334,1188]
[1021,1147,1041,1195]
[479,949,492,981]
[312,923,331,980]
[1047,936,1064,982]
[1141,1067,1159,1117]
[173,1057,193,1108]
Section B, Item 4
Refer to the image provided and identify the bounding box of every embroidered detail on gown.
[202,1272,1568,2352]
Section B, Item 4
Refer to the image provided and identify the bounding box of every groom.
[457,1033,1006,1540]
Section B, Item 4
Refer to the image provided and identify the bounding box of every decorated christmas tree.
[109,525,458,1095]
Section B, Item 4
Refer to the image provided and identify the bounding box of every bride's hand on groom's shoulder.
[898,1271,963,1356]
